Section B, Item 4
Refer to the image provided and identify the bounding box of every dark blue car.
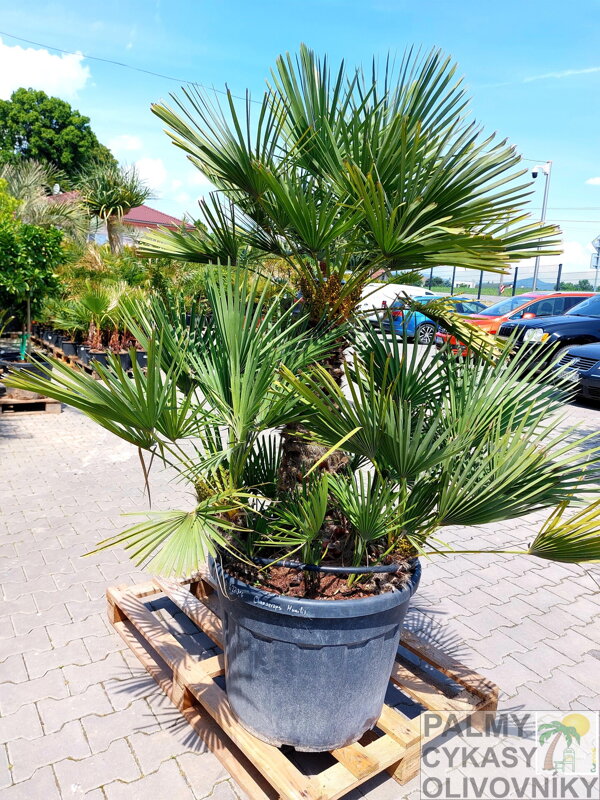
[382,295,487,344]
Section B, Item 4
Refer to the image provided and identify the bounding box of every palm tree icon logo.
[539,714,591,772]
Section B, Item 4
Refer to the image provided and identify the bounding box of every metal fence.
[422,263,600,299]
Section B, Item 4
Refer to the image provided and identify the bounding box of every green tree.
[0,180,64,333]
[578,279,593,291]
[78,162,151,254]
[0,88,114,182]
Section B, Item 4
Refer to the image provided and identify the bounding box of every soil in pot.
[210,557,420,752]
[223,549,414,600]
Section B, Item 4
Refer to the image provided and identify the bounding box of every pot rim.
[210,557,420,619]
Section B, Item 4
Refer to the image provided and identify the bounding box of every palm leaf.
[89,493,244,576]
[528,499,600,562]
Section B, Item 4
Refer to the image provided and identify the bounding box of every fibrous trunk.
[278,339,347,491]
[106,215,122,255]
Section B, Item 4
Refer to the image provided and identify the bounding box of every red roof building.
[122,204,186,230]
[48,192,187,231]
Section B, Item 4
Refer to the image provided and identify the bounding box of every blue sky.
[0,0,599,273]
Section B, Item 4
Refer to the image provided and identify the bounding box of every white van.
[357,283,435,324]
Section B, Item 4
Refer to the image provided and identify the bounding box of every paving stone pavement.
[0,403,599,800]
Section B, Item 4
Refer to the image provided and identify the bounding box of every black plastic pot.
[117,352,131,371]
[62,340,77,357]
[0,359,51,380]
[89,350,109,368]
[135,350,148,368]
[51,331,62,348]
[77,345,90,365]
[210,558,421,751]
[0,348,21,362]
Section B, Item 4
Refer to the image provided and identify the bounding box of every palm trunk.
[106,215,122,254]
[278,339,347,491]
[543,733,562,770]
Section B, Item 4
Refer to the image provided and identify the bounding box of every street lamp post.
[531,161,552,291]
[592,236,600,291]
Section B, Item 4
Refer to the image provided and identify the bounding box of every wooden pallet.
[31,337,96,376]
[107,575,498,800]
[0,394,61,415]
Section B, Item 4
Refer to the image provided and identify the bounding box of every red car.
[435,292,594,353]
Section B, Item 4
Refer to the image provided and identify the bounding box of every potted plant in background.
[8,47,600,753]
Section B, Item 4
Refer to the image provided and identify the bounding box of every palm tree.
[141,45,559,330]
[78,163,151,254]
[0,160,88,241]
[140,45,562,479]
[539,720,581,770]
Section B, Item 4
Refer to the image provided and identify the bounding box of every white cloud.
[524,66,600,83]
[187,170,214,190]
[170,178,183,190]
[540,239,595,271]
[561,239,595,267]
[0,37,90,100]
[109,134,143,154]
[175,191,192,206]
[585,177,600,186]
[135,157,167,192]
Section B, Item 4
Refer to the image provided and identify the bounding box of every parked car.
[382,295,487,344]
[435,292,593,353]
[358,283,435,325]
[554,343,600,401]
[497,293,600,369]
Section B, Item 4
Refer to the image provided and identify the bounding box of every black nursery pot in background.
[210,558,421,752]
[89,351,109,368]
[1,357,52,381]
[61,341,77,357]
[118,352,131,371]
[77,345,90,365]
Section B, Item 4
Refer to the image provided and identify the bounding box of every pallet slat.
[108,578,499,800]
[0,395,61,415]
[399,629,499,703]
